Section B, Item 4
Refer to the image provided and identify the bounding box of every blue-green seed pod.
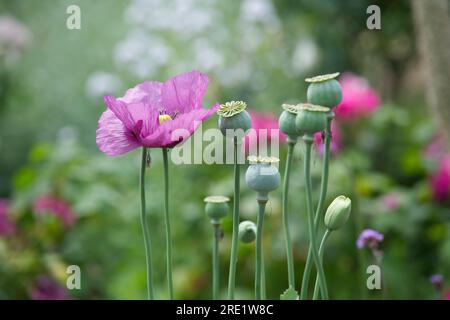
[204,196,230,223]
[245,156,280,198]
[279,104,302,142]
[217,101,252,138]
[324,195,351,230]
[295,103,329,134]
[238,220,257,243]
[306,73,342,109]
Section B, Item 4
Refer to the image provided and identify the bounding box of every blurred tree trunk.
[412,0,450,150]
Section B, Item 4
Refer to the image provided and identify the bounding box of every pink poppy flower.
[429,155,450,202]
[33,195,76,228]
[96,70,219,156]
[0,199,16,236]
[314,120,341,154]
[334,73,380,121]
[380,193,399,212]
[244,110,286,155]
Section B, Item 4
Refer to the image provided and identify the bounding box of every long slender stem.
[139,147,154,299]
[262,250,266,300]
[313,229,332,299]
[300,118,332,299]
[255,200,267,300]
[282,141,296,289]
[303,137,329,300]
[212,223,221,299]
[227,138,240,299]
[162,148,174,299]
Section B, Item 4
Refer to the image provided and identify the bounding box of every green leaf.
[280,286,299,300]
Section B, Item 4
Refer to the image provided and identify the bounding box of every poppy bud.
[279,104,302,142]
[238,220,257,243]
[306,73,342,109]
[217,101,252,138]
[295,103,329,135]
[204,196,230,223]
[245,156,280,200]
[324,195,351,230]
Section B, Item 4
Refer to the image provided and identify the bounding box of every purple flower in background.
[430,274,444,291]
[356,229,384,250]
[0,199,16,236]
[33,195,76,228]
[314,120,341,155]
[96,70,219,156]
[29,275,70,300]
[380,193,399,212]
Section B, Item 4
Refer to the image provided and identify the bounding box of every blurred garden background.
[1,0,450,299]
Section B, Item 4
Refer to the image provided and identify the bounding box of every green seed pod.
[245,156,280,199]
[279,104,302,142]
[238,220,257,243]
[306,73,342,109]
[217,101,252,138]
[204,196,230,223]
[295,103,329,135]
[324,195,351,230]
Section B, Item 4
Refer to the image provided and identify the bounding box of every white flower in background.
[0,15,31,65]
[85,72,122,99]
[240,0,279,26]
[291,38,319,75]
[193,39,223,71]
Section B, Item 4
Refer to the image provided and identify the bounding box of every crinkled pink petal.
[96,109,141,156]
[161,70,209,115]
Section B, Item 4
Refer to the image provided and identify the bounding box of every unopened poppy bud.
[295,103,329,135]
[245,156,280,200]
[217,101,252,138]
[306,73,342,109]
[324,195,351,230]
[279,104,302,142]
[238,220,257,243]
[204,196,230,223]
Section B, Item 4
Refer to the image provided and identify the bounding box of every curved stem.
[282,141,296,289]
[300,119,332,299]
[303,138,329,300]
[140,147,154,299]
[227,138,240,299]
[255,200,267,300]
[212,223,221,300]
[162,148,174,299]
[313,229,332,299]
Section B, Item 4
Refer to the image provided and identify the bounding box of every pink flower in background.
[314,120,341,154]
[429,155,450,202]
[244,110,286,155]
[334,73,380,120]
[29,275,70,300]
[33,195,76,227]
[380,193,399,212]
[425,134,445,163]
[0,199,16,236]
[96,70,219,156]
[356,229,384,249]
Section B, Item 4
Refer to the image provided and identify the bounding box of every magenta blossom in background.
[96,70,219,156]
[33,195,76,227]
[0,199,16,236]
[356,229,384,250]
[314,120,341,155]
[380,193,399,212]
[244,110,286,155]
[334,73,380,121]
[429,155,450,202]
[29,275,70,300]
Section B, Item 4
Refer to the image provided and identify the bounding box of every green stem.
[262,250,266,300]
[282,141,296,289]
[162,148,174,299]
[255,199,267,300]
[300,118,332,299]
[227,138,240,299]
[313,229,332,299]
[303,137,329,300]
[139,147,154,299]
[212,223,221,300]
